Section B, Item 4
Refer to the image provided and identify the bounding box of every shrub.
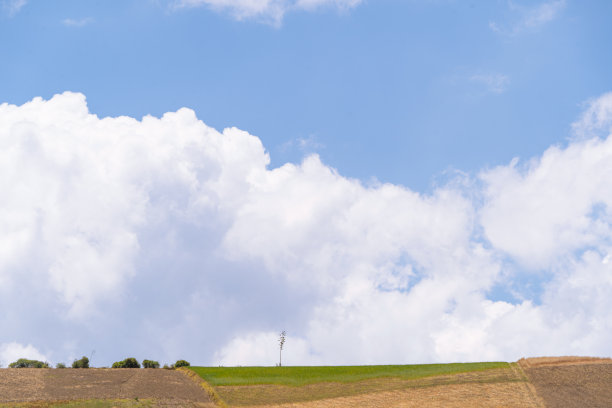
[56,363,66,369]
[174,359,190,368]
[162,364,173,370]
[142,359,160,369]
[112,357,140,368]
[9,358,49,368]
[72,356,89,368]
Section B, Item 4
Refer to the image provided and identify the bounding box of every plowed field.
[0,368,213,407]
[519,357,612,408]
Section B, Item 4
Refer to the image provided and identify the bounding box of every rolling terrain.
[1,357,610,407]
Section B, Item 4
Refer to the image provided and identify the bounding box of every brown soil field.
[519,357,612,408]
[0,368,214,407]
[518,356,612,368]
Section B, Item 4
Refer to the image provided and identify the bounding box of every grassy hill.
[189,362,520,406]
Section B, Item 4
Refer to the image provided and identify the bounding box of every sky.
[0,0,612,367]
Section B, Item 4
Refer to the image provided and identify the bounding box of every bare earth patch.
[0,368,214,407]
[519,357,612,408]
[518,356,612,368]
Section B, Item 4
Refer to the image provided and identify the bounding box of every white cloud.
[295,0,361,11]
[0,342,47,367]
[0,92,268,317]
[214,332,315,366]
[519,0,566,29]
[470,73,510,94]
[62,17,94,27]
[214,93,612,364]
[480,134,612,269]
[490,0,566,36]
[2,0,27,17]
[279,134,324,157]
[1,91,612,367]
[171,0,362,25]
[572,92,612,139]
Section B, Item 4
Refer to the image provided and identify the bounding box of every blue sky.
[2,0,610,190]
[1,0,612,367]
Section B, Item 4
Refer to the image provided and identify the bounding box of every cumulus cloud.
[572,92,612,139]
[171,0,362,25]
[1,91,612,367]
[480,136,612,269]
[0,93,268,318]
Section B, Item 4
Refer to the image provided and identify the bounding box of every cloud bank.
[1,92,611,366]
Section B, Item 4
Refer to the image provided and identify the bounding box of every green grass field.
[190,362,518,406]
[190,361,509,387]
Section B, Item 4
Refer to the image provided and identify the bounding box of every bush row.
[112,358,190,369]
[7,357,189,369]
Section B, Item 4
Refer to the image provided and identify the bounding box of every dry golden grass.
[179,367,228,408]
[246,382,544,408]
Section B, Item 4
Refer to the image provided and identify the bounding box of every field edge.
[182,367,229,408]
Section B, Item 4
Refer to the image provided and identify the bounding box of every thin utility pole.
[279,331,286,367]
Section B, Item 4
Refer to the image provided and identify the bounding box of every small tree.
[142,359,160,368]
[72,356,89,368]
[174,359,190,368]
[278,330,286,367]
[9,358,49,368]
[112,357,140,368]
